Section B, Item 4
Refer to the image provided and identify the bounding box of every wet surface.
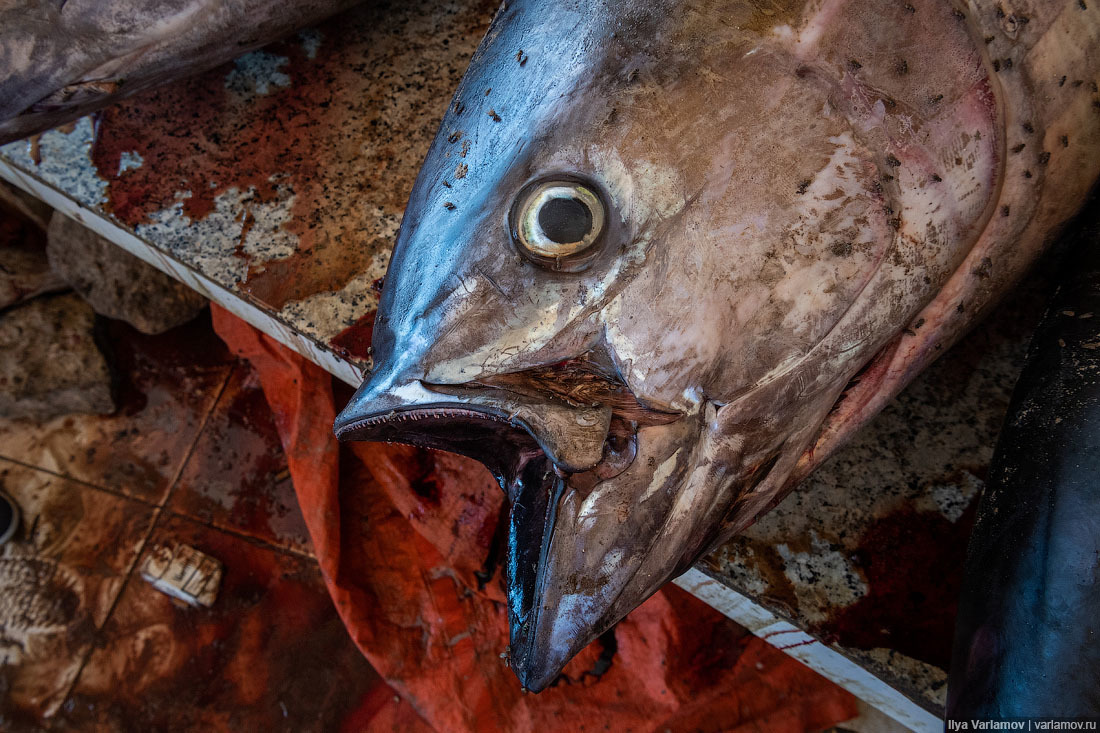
[55,513,379,732]
[0,460,155,724]
[0,314,384,731]
[0,313,234,505]
[171,365,312,555]
[330,312,376,362]
[0,0,499,367]
[0,0,1070,718]
[705,256,1058,712]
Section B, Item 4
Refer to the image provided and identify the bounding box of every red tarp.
[210,305,857,732]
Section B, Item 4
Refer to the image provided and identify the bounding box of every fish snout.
[337,357,713,690]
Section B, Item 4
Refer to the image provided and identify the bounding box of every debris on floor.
[46,213,207,335]
[0,196,861,729]
[0,460,150,723]
[0,293,114,420]
[140,543,223,608]
[0,312,388,731]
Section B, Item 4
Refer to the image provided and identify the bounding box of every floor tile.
[0,459,156,726]
[0,313,233,505]
[169,364,313,556]
[56,513,380,732]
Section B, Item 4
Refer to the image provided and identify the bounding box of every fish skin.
[0,0,362,145]
[335,0,1100,691]
[947,201,1100,719]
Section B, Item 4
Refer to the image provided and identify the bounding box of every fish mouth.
[334,357,681,690]
[335,401,546,483]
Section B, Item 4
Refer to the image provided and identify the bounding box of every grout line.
[0,454,160,509]
[150,362,318,561]
[0,360,237,513]
[1,372,317,557]
[51,367,234,714]
[53,508,315,719]
[158,363,237,510]
[161,509,318,562]
[54,504,165,714]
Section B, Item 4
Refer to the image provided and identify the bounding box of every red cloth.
[211,305,858,732]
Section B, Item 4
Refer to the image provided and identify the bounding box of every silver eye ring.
[510,178,606,271]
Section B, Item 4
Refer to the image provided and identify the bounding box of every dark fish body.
[0,0,361,144]
[334,0,1100,691]
[947,208,1100,718]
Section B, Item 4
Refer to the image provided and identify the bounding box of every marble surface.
[0,0,500,375]
[0,0,1060,721]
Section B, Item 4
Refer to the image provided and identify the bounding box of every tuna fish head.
[335,0,1006,690]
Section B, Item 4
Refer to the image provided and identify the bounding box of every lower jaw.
[504,451,566,690]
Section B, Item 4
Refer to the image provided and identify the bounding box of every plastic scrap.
[140,543,223,608]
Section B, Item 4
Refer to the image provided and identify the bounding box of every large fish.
[948,205,1100,718]
[335,0,1100,690]
[0,0,361,145]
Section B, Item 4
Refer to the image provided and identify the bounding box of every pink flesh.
[795,0,1100,485]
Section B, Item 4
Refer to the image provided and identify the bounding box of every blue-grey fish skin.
[336,0,1100,690]
[947,205,1100,719]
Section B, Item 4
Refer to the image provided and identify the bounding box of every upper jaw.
[334,350,682,475]
[333,377,614,475]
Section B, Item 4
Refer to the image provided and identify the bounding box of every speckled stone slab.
[0,0,500,383]
[0,0,1059,725]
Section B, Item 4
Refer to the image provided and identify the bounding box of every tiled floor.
[0,311,381,731]
[0,460,154,724]
[0,317,234,505]
[169,365,313,555]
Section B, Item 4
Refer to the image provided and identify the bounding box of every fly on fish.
[335,0,1100,690]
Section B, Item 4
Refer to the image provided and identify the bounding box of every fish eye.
[510,179,606,271]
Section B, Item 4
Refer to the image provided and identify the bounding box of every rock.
[0,293,115,420]
[46,213,206,334]
[0,201,67,310]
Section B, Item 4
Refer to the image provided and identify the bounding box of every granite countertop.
[1,0,500,385]
[0,1,1052,727]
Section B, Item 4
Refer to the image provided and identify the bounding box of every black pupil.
[538,196,592,244]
